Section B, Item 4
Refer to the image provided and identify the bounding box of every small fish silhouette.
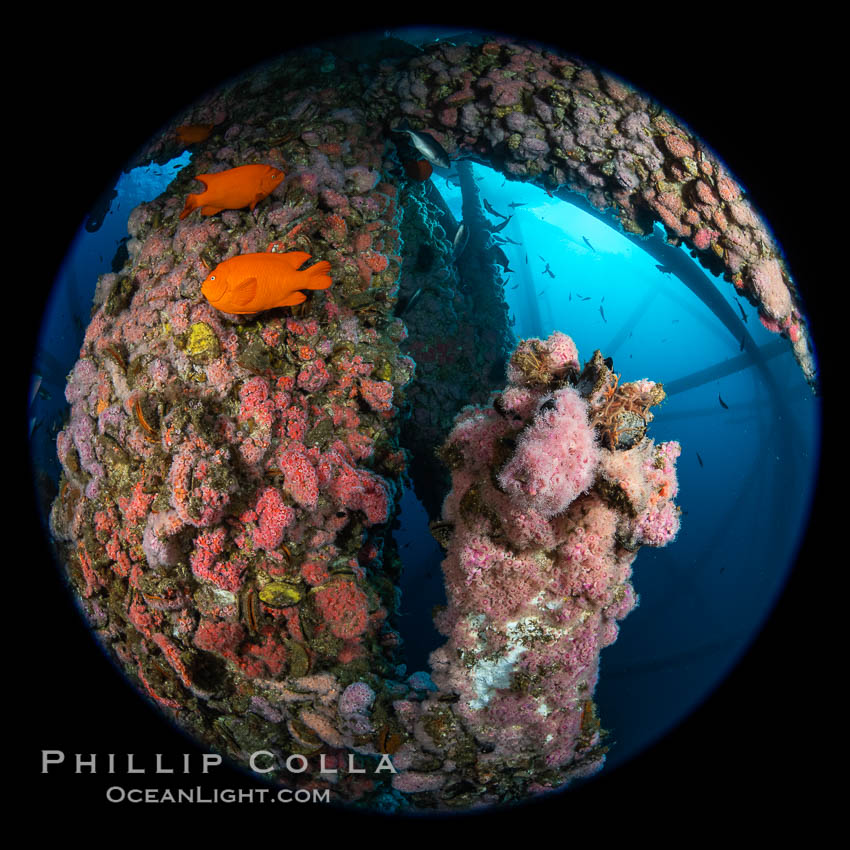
[452,222,469,258]
[718,394,729,409]
[85,187,117,232]
[600,305,607,323]
[29,374,42,405]
[583,236,595,251]
[697,452,704,467]
[483,199,508,219]
[398,287,424,315]
[491,244,511,271]
[392,119,450,168]
[735,299,748,323]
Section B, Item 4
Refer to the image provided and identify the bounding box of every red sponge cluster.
[275,442,319,510]
[252,487,295,551]
[314,579,369,639]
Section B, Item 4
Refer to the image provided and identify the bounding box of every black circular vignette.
[18,9,832,830]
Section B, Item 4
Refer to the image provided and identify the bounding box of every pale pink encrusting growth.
[542,330,580,373]
[598,438,681,548]
[389,332,682,796]
[634,500,680,546]
[339,681,376,718]
[141,510,184,568]
[498,387,599,517]
[751,257,792,322]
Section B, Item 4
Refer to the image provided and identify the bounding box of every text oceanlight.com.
[105,786,330,803]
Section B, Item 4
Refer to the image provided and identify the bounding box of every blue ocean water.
[29,151,821,779]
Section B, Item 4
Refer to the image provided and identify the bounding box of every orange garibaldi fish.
[176,123,214,145]
[201,249,332,314]
[402,159,433,182]
[180,164,285,220]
